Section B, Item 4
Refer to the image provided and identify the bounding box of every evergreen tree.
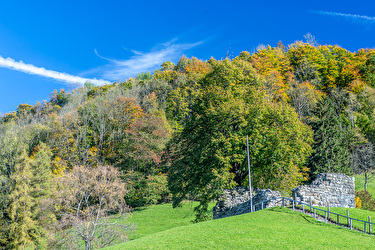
[308,96,351,175]
[30,143,55,243]
[0,125,29,248]
[30,143,53,203]
[7,150,38,249]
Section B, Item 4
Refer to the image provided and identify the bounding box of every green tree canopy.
[165,58,313,221]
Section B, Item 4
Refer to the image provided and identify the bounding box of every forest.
[1,38,375,248]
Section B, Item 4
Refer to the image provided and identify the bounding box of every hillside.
[109,207,375,249]
[127,202,215,240]
[1,41,375,247]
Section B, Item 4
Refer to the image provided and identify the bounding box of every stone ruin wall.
[213,173,355,219]
[292,173,355,208]
[213,188,281,219]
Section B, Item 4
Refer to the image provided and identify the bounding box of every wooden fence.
[252,197,374,235]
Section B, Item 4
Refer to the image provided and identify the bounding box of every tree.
[361,53,375,87]
[287,42,325,88]
[250,46,292,101]
[7,150,38,249]
[165,59,312,221]
[294,57,321,86]
[351,143,375,190]
[308,96,352,175]
[356,86,375,144]
[29,143,55,241]
[303,33,318,47]
[287,78,323,120]
[53,165,130,250]
[0,124,30,247]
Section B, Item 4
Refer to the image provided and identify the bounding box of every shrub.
[123,171,170,207]
[355,196,362,209]
[355,190,375,211]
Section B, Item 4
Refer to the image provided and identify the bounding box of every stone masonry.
[213,173,355,219]
[213,187,281,219]
[292,173,355,208]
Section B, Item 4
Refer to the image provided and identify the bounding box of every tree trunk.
[365,172,368,191]
[85,240,91,250]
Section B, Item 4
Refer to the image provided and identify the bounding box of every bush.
[123,171,170,207]
[355,190,375,211]
[355,196,362,209]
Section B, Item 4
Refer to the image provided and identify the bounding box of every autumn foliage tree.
[53,165,129,250]
[166,58,313,221]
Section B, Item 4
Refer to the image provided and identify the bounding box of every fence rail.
[251,197,374,235]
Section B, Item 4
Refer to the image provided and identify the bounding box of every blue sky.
[0,0,375,114]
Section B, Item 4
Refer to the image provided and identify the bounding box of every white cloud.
[0,55,111,85]
[314,11,375,24]
[95,40,203,81]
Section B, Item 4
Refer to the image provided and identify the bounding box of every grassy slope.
[109,207,375,249]
[354,174,375,195]
[310,206,375,231]
[127,202,215,240]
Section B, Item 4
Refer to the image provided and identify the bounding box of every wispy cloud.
[0,55,111,85]
[94,39,203,81]
[313,11,375,25]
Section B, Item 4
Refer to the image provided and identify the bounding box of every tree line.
[1,37,375,247]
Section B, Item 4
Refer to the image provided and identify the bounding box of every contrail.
[314,11,375,23]
[0,55,111,85]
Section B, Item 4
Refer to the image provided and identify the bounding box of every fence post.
[261,202,264,210]
[369,216,372,234]
[365,222,367,233]
[325,211,327,223]
[347,210,350,227]
[350,219,352,230]
[314,208,316,219]
[310,198,312,212]
[327,204,330,220]
[337,214,339,224]
[282,197,285,207]
[292,200,295,211]
[302,204,305,213]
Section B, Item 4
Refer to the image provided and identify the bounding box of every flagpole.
[247,135,253,212]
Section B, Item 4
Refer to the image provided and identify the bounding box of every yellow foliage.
[347,79,366,94]
[88,146,98,156]
[52,156,66,176]
[251,46,292,82]
[355,196,362,209]
[87,146,99,166]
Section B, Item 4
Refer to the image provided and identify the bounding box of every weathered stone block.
[213,188,281,219]
[292,173,355,208]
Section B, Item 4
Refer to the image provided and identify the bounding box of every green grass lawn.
[108,207,375,249]
[299,205,375,232]
[354,174,375,195]
[127,201,215,240]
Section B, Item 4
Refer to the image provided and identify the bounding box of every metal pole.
[247,135,253,213]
